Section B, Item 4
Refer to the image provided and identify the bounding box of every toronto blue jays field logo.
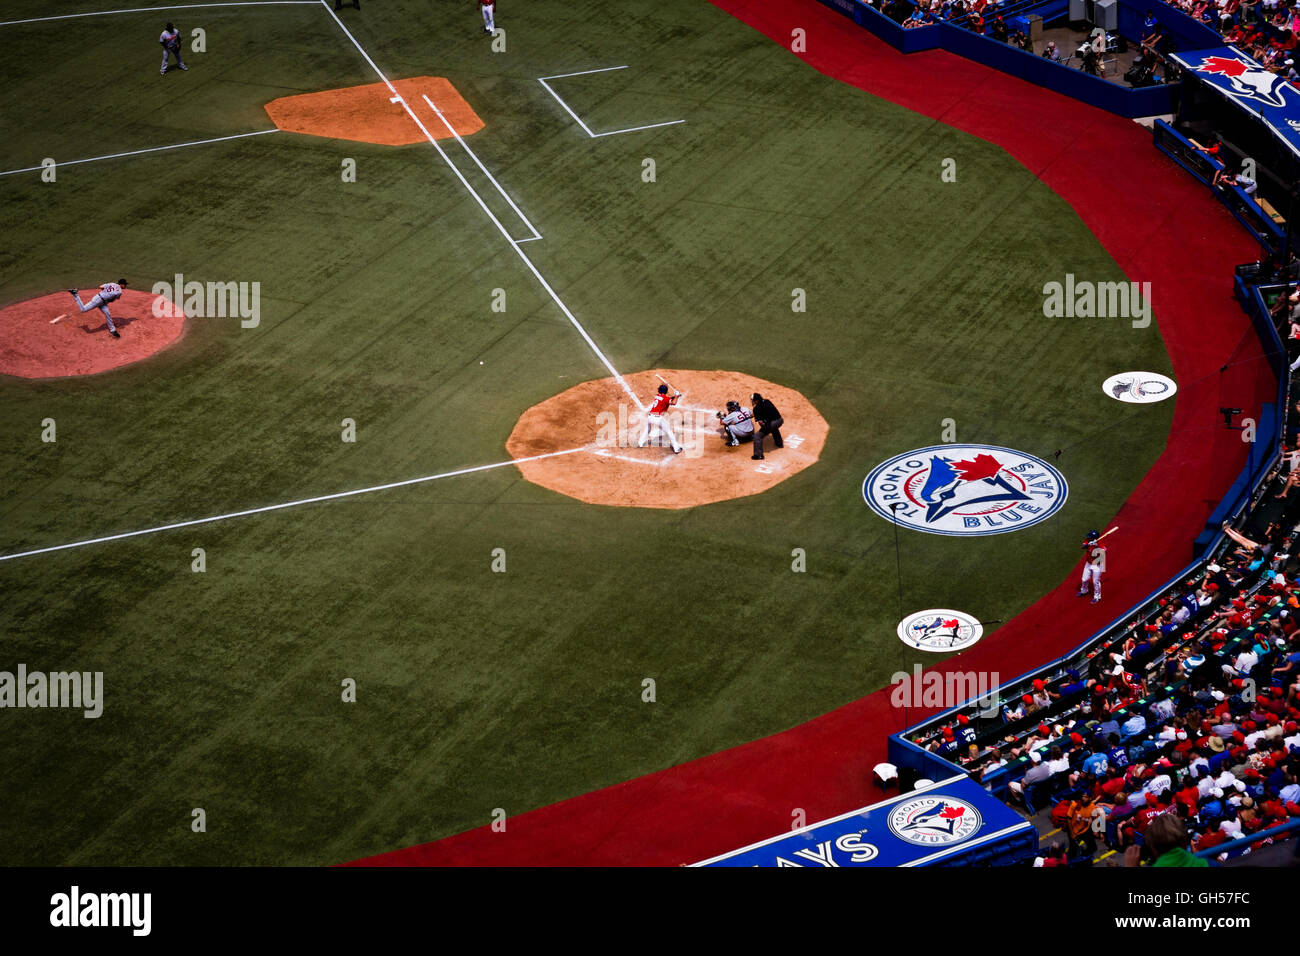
[887,795,982,847]
[1192,54,1290,108]
[863,445,1067,536]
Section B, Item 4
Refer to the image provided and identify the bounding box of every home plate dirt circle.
[506,370,829,509]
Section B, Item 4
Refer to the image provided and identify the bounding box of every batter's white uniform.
[71,282,125,336]
[637,390,682,454]
[1079,541,1106,602]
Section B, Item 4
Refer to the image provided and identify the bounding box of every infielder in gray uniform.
[69,280,128,338]
[160,22,187,75]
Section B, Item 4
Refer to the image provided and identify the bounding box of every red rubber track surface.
[344,0,1270,866]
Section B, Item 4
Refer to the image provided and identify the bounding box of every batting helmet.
[657,384,668,394]
[1086,530,1099,540]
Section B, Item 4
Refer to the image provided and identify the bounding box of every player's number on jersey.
[1090,546,1106,572]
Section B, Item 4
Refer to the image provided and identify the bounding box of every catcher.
[717,400,755,446]
[159,22,188,76]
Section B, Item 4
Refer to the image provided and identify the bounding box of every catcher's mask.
[726,400,740,412]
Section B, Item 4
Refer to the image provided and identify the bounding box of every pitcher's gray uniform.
[69,280,127,338]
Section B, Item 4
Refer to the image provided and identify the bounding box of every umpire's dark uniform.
[751,392,784,460]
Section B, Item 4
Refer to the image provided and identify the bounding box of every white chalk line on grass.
[537,66,685,139]
[321,1,643,411]
[0,1,319,27]
[420,93,540,242]
[0,129,280,178]
[591,448,669,467]
[0,447,588,564]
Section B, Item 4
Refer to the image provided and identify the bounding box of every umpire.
[750,392,784,460]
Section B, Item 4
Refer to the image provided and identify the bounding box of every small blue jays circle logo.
[863,444,1067,536]
[888,795,982,846]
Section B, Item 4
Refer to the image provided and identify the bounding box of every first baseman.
[479,0,497,35]
[159,22,187,75]
[69,280,129,339]
[637,384,683,454]
[1077,529,1105,603]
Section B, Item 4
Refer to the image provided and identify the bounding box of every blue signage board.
[693,775,1036,867]
[1172,46,1300,159]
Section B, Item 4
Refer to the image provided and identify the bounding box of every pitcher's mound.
[0,290,186,380]
[507,370,829,509]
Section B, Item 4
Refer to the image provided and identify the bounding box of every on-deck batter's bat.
[50,314,67,324]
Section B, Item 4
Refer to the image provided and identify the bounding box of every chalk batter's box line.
[536,66,685,138]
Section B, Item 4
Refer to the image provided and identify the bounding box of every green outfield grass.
[0,0,1172,864]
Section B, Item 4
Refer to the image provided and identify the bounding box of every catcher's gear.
[726,400,740,412]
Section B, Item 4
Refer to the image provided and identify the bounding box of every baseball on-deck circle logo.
[1102,371,1176,404]
[897,609,984,652]
[862,444,1068,536]
[887,795,982,846]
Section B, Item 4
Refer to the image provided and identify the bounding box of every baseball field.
[0,0,1187,865]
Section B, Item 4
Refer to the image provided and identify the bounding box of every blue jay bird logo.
[917,452,1032,524]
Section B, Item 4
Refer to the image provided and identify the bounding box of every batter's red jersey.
[649,393,674,415]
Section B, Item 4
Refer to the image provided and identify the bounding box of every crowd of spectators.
[1164,0,1300,76]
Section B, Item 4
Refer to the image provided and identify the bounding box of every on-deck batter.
[1077,529,1106,604]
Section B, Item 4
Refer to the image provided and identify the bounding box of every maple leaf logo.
[1199,56,1249,77]
[951,453,1004,483]
[938,805,966,820]
[941,618,960,629]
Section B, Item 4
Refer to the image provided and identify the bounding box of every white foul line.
[420,93,540,242]
[0,1,320,27]
[591,448,669,467]
[0,447,588,564]
[321,1,642,411]
[536,67,685,139]
[0,129,280,178]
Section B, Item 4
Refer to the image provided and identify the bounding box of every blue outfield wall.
[815,0,1178,117]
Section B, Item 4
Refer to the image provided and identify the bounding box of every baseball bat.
[1097,526,1119,541]
[654,373,680,395]
[50,314,67,324]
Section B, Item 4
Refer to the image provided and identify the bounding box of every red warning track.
[0,290,185,379]
[345,0,1266,866]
